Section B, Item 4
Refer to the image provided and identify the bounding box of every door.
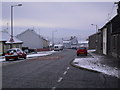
[103,28,107,55]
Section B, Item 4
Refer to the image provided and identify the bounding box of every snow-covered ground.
[73,50,120,78]
[0,50,57,62]
[0,56,5,62]
[27,50,57,58]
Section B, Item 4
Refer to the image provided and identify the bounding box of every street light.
[10,4,22,48]
[91,24,99,33]
[91,24,99,50]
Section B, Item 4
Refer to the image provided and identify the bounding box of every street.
[2,49,119,89]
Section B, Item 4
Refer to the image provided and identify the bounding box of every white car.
[54,45,64,51]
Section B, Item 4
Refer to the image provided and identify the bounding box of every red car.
[5,48,27,61]
[76,47,87,56]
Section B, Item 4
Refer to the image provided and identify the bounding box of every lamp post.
[91,24,99,50]
[91,24,98,33]
[10,4,22,48]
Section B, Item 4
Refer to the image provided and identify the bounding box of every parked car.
[5,48,27,61]
[76,47,87,56]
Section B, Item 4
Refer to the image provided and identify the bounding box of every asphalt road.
[2,49,119,89]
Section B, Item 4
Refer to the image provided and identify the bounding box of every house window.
[113,36,116,49]
[103,43,105,49]
[110,23,112,33]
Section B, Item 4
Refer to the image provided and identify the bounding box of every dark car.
[5,48,27,61]
[76,47,87,56]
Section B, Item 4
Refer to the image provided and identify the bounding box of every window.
[113,35,116,49]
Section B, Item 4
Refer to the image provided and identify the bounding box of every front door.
[103,28,107,55]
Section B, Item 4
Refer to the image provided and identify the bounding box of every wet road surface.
[2,49,119,89]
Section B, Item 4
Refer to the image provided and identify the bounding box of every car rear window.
[7,49,16,53]
[54,46,58,48]
[79,47,86,49]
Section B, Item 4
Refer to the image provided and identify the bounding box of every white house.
[16,29,49,49]
[78,41,88,48]
[0,30,23,55]
[70,36,78,49]
[63,40,71,49]
[63,36,78,49]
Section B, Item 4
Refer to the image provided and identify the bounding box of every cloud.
[2,2,117,41]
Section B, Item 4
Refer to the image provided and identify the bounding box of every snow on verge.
[73,58,119,78]
[27,51,53,58]
[0,57,5,62]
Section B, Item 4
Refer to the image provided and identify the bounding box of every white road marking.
[63,71,67,75]
[67,67,70,70]
[53,66,70,89]
[57,77,63,82]
[52,87,56,90]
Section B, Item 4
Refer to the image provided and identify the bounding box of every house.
[63,40,71,49]
[96,30,103,54]
[89,1,120,59]
[16,29,49,49]
[62,36,78,49]
[70,36,78,49]
[42,38,50,48]
[110,15,120,58]
[78,41,88,48]
[0,30,23,55]
[88,34,96,50]
[97,2,120,58]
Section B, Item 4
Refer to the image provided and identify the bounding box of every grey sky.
[1,2,117,41]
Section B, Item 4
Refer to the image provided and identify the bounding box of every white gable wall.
[17,30,43,49]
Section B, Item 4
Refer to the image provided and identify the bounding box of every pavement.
[72,50,120,79]
[90,51,120,69]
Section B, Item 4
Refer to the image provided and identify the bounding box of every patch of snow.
[49,50,58,53]
[0,56,5,62]
[73,58,119,78]
[88,49,96,52]
[27,52,52,58]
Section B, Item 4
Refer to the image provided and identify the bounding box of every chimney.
[117,1,120,15]
[115,1,120,15]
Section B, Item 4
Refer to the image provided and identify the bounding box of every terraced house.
[89,1,120,59]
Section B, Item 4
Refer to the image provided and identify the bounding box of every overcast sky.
[1,1,118,42]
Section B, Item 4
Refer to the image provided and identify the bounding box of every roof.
[0,30,23,43]
[16,29,36,37]
[78,41,88,44]
[54,44,63,46]
[100,15,119,31]
[16,29,49,41]
[63,40,71,43]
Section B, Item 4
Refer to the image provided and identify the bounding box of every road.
[2,49,119,89]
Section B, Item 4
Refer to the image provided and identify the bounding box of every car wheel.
[24,57,26,59]
[5,58,9,61]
